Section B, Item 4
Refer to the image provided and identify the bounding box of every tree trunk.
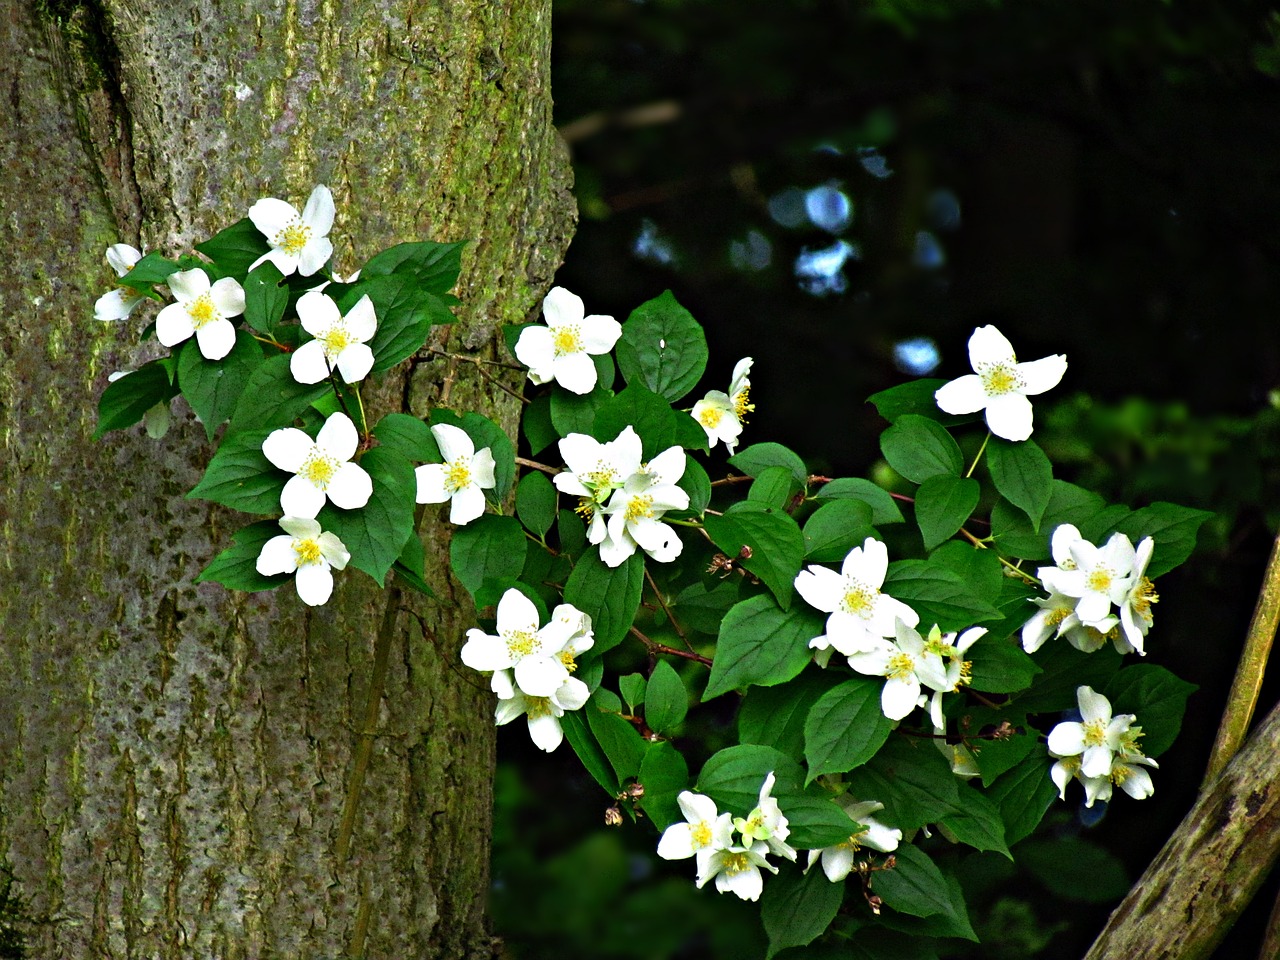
[0,1,574,957]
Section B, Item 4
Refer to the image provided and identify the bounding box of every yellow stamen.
[525,696,552,719]
[552,325,581,355]
[293,538,323,566]
[505,630,539,659]
[1132,577,1159,619]
[723,852,751,876]
[691,822,713,848]
[187,294,217,329]
[841,582,878,617]
[301,454,338,488]
[276,222,312,256]
[699,406,724,428]
[558,650,578,673]
[733,386,754,421]
[323,325,352,356]
[886,652,915,681]
[1082,718,1108,748]
[624,495,654,523]
[980,363,1021,396]
[445,460,472,493]
[1086,569,1113,593]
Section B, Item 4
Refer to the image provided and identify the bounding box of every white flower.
[262,412,373,519]
[290,291,378,384]
[934,325,1067,441]
[248,184,335,277]
[794,537,920,660]
[1039,530,1136,628]
[155,268,246,361]
[805,796,901,883]
[657,792,735,878]
[598,446,689,567]
[697,840,779,901]
[923,625,986,730]
[1051,739,1158,808]
[691,357,754,454]
[94,244,146,321]
[1119,537,1158,655]
[846,620,949,722]
[493,674,590,752]
[255,516,350,606]
[414,423,496,526]
[513,286,622,394]
[461,589,590,698]
[732,772,797,862]
[1046,686,1136,781]
[553,428,644,545]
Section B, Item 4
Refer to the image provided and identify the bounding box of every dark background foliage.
[492,3,1280,958]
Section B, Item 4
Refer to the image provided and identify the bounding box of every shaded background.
[493,2,1280,957]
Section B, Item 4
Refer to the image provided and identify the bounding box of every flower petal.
[263,427,314,472]
[431,423,475,462]
[105,243,143,275]
[297,238,333,277]
[461,630,513,672]
[167,268,210,302]
[290,340,333,384]
[470,448,496,489]
[542,286,585,327]
[297,290,342,336]
[967,325,1016,368]
[316,412,359,460]
[280,473,326,519]
[248,197,300,238]
[984,392,1035,441]
[336,344,374,383]
[317,532,350,569]
[344,295,377,340]
[1018,354,1068,396]
[526,712,564,752]
[209,277,246,317]
[302,184,335,235]
[449,486,487,525]
[256,535,299,575]
[195,319,236,361]
[155,302,194,347]
[552,351,599,395]
[934,374,989,415]
[497,588,541,635]
[513,326,554,380]
[794,565,843,614]
[326,462,373,510]
[295,562,335,606]
[415,464,450,504]
[579,313,622,353]
[514,656,570,698]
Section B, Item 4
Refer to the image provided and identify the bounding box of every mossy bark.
[0,1,575,957]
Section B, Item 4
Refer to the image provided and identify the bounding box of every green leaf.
[178,331,262,440]
[696,745,806,815]
[991,481,1107,561]
[619,673,646,711]
[966,633,1041,694]
[592,382,677,459]
[637,741,689,830]
[1114,502,1214,578]
[877,872,978,941]
[876,845,970,928]
[94,360,177,439]
[187,428,284,514]
[515,470,557,538]
[359,240,465,295]
[802,499,878,563]
[985,752,1058,845]
[522,393,557,456]
[675,456,711,516]
[914,475,980,550]
[973,732,1040,787]
[867,379,966,425]
[339,274,453,373]
[550,381,610,437]
[761,865,844,960]
[392,529,436,598]
[940,786,1010,857]
[317,447,416,586]
[846,736,962,831]
[1104,664,1197,758]
[703,503,805,609]
[227,354,332,433]
[194,217,270,274]
[1016,836,1130,903]
[615,289,708,403]
[644,659,688,735]
[748,465,801,510]
[557,507,587,560]
[739,671,844,763]
[242,261,288,334]
[561,711,619,795]
[703,595,824,700]
[430,409,517,498]
[803,677,895,782]
[563,548,645,655]
[1014,642,1122,714]
[884,560,1002,632]
[987,437,1053,530]
[782,796,864,848]
[371,412,436,461]
[813,477,904,525]
[880,415,963,483]
[588,700,648,784]
[120,251,181,288]
[194,520,289,592]
[448,514,527,597]
[728,443,808,484]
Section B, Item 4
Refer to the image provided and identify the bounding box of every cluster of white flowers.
[692,357,753,454]
[1022,524,1158,656]
[1048,686,1158,807]
[514,287,622,395]
[553,427,689,568]
[461,588,594,751]
[935,325,1067,442]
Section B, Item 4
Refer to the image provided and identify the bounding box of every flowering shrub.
[93,187,1207,956]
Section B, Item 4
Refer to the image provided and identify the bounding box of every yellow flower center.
[624,494,654,523]
[276,222,312,256]
[552,325,582,356]
[841,582,878,617]
[980,363,1021,396]
[558,650,578,673]
[1045,606,1070,628]
[1082,718,1108,748]
[301,453,339,488]
[886,652,916,681]
[699,406,724,428]
[1110,763,1132,785]
[691,822,713,848]
[525,696,552,719]
[836,826,869,852]
[585,464,618,488]
[293,537,323,566]
[575,497,596,520]
[723,852,751,876]
[1132,577,1159,618]
[733,386,754,421]
[505,629,539,659]
[187,293,217,329]
[322,324,352,357]
[445,459,472,493]
[1086,568,1113,593]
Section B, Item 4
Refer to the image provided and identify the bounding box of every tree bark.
[0,1,574,957]
[1083,699,1280,960]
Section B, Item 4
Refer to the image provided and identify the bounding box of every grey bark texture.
[0,0,575,957]
[1083,699,1280,960]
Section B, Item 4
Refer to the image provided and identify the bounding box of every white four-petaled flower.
[155,267,246,361]
[248,184,335,277]
[290,291,378,384]
[94,244,146,322]
[262,412,373,519]
[692,357,754,454]
[256,516,351,606]
[934,325,1067,441]
[657,792,735,879]
[846,620,949,722]
[414,423,496,525]
[1048,686,1158,807]
[514,286,622,394]
[805,796,901,883]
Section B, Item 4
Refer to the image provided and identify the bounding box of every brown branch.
[629,625,712,667]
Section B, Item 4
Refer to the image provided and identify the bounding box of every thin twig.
[515,456,560,476]
[630,625,713,667]
[644,566,691,649]
[427,348,529,403]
